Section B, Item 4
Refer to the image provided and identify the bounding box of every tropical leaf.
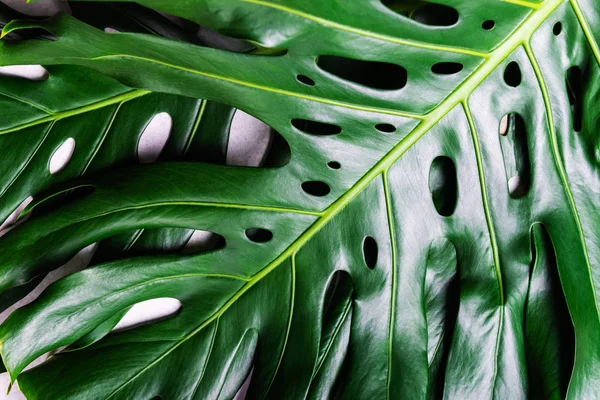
[0,1,247,314]
[0,0,599,399]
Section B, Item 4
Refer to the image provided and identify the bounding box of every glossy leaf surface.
[0,0,599,399]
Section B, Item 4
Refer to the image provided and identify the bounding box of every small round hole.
[504,62,522,88]
[328,161,341,169]
[245,228,273,243]
[375,123,396,133]
[302,181,331,197]
[297,74,315,86]
[553,22,562,36]
[362,236,378,269]
[482,20,495,30]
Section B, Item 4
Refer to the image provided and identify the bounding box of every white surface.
[227,110,273,167]
[0,66,48,81]
[138,112,172,164]
[113,298,182,332]
[49,138,76,174]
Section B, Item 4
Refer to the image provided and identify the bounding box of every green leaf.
[0,0,599,398]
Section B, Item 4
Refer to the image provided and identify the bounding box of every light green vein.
[569,0,600,66]
[240,0,488,58]
[81,100,123,174]
[503,0,542,9]
[183,99,207,155]
[523,41,600,321]
[383,171,398,400]
[462,101,504,396]
[0,89,149,135]
[0,90,54,114]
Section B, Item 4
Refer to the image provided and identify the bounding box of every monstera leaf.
[0,0,599,398]
[0,1,247,312]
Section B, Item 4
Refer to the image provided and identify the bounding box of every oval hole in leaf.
[363,236,378,269]
[498,113,530,199]
[0,65,49,81]
[328,161,341,169]
[245,228,273,243]
[429,156,458,217]
[112,298,182,332]
[317,55,407,90]
[182,230,226,254]
[375,123,396,133]
[504,62,522,87]
[228,110,273,167]
[382,1,459,27]
[138,112,172,163]
[553,22,562,36]
[566,66,583,132]
[291,118,342,136]
[482,20,495,30]
[302,181,331,197]
[297,74,315,86]
[431,62,464,75]
[49,138,75,175]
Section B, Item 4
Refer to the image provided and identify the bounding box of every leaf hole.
[566,66,583,132]
[504,61,522,88]
[328,161,341,169]
[498,113,530,199]
[297,74,315,86]
[302,181,331,197]
[375,123,396,133]
[182,230,226,254]
[363,236,378,269]
[292,118,342,136]
[245,228,273,243]
[317,55,407,90]
[0,65,49,81]
[429,156,458,217]
[431,62,464,75]
[382,1,459,27]
[229,111,290,167]
[553,22,562,36]
[482,20,495,30]
[49,138,75,175]
[112,298,182,332]
[138,112,172,164]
